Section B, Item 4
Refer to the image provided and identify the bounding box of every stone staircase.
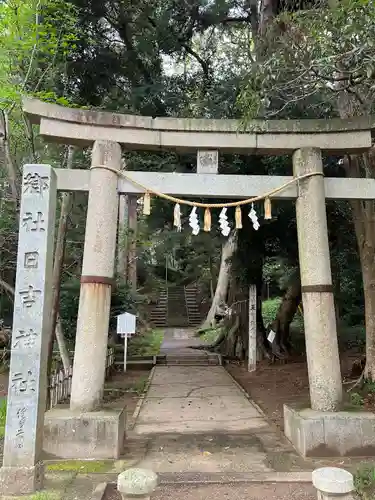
[166,286,188,327]
[149,284,203,328]
[157,352,222,366]
[184,284,202,327]
[149,288,168,327]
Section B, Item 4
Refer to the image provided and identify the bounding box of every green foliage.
[0,0,78,109]
[0,398,6,438]
[350,392,365,407]
[354,466,375,500]
[198,325,224,344]
[125,377,148,395]
[46,460,112,473]
[238,0,375,119]
[262,298,282,326]
[58,279,80,339]
[59,279,136,341]
[128,329,164,356]
[13,490,62,500]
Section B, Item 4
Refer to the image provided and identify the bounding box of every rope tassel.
[174,203,182,231]
[264,197,272,220]
[143,191,151,215]
[204,208,211,232]
[235,206,242,229]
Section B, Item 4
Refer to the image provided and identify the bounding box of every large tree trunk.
[349,194,375,380]
[337,88,375,380]
[55,314,71,372]
[268,275,301,357]
[202,232,237,328]
[259,0,278,35]
[117,194,128,279]
[361,234,375,380]
[47,147,75,391]
[47,191,72,380]
[127,195,138,293]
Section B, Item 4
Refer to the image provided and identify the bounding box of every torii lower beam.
[55,168,375,200]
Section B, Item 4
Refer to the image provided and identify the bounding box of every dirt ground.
[0,371,8,397]
[103,367,151,422]
[104,482,316,500]
[0,368,150,463]
[226,350,363,431]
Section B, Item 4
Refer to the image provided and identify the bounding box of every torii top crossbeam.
[23,98,373,154]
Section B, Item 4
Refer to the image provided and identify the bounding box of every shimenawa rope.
[90,165,323,209]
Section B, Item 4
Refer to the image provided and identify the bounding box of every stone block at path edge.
[284,404,375,457]
[0,462,44,496]
[43,408,126,459]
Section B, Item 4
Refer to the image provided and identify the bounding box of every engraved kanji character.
[22,212,45,232]
[13,329,38,349]
[23,172,49,194]
[16,407,27,437]
[19,285,41,308]
[24,251,39,269]
[11,370,36,395]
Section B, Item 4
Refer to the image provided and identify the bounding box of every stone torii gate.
[1,97,375,495]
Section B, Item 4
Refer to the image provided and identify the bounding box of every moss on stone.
[46,460,113,473]
[4,490,61,500]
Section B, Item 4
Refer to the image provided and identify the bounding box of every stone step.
[162,360,221,366]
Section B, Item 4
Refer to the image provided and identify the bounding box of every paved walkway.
[132,328,311,475]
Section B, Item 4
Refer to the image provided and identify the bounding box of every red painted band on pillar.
[301,284,333,294]
[80,275,115,286]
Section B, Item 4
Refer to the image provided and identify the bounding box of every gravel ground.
[104,482,316,500]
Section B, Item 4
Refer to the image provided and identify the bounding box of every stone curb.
[127,366,156,430]
[157,471,313,484]
[103,471,313,487]
[90,482,108,500]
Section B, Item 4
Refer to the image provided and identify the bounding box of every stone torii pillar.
[70,140,121,412]
[293,147,342,411]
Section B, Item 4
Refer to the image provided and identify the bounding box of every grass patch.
[128,329,164,356]
[0,397,6,438]
[112,376,147,395]
[354,466,375,499]
[197,325,223,345]
[262,298,304,330]
[262,298,282,326]
[130,376,148,395]
[5,490,62,500]
[46,460,113,473]
[343,380,375,413]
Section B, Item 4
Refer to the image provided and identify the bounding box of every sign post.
[248,285,257,372]
[117,312,136,372]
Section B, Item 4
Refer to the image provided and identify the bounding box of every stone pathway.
[131,328,311,475]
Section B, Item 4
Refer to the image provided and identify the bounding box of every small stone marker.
[0,165,57,496]
[312,467,354,500]
[197,150,219,174]
[117,312,136,372]
[117,468,158,500]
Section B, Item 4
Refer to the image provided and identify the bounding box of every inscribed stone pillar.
[293,148,342,411]
[70,140,121,412]
[0,165,57,495]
